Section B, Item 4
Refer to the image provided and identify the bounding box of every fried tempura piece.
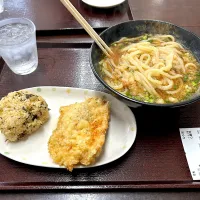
[48,97,109,171]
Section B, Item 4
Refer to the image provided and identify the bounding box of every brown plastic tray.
[0,42,200,191]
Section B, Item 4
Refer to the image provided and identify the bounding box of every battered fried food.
[48,97,110,171]
[0,90,49,142]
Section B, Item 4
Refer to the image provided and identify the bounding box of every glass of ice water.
[0,18,38,75]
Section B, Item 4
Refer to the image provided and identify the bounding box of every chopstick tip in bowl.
[60,0,113,57]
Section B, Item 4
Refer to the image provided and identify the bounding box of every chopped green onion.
[142,35,148,40]
[184,91,193,100]
[165,100,171,104]
[134,95,142,101]
[125,91,132,98]
[192,81,197,86]
[148,39,153,43]
[148,98,154,103]
[173,85,178,90]
[183,75,188,82]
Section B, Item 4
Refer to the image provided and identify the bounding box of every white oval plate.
[0,86,137,169]
[81,0,126,8]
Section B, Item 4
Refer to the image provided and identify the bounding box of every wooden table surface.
[0,0,200,199]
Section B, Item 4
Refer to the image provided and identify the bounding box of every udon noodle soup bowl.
[90,20,200,108]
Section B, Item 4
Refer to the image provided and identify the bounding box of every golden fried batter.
[48,97,109,171]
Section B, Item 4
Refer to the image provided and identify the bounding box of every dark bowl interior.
[90,20,200,107]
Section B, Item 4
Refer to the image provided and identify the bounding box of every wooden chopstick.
[60,0,113,57]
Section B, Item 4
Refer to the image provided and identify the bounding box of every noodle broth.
[99,34,200,104]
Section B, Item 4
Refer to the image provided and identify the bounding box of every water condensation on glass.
[0,0,3,13]
[1,38,38,74]
[0,23,33,45]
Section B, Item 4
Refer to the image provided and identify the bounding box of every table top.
[0,0,200,198]
[2,0,132,30]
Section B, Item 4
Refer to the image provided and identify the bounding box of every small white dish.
[0,86,137,169]
[81,0,126,8]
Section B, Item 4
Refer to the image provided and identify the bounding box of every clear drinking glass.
[0,18,38,75]
[0,0,3,13]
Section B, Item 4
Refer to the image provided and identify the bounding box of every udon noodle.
[99,34,200,104]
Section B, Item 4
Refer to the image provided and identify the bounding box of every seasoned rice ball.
[0,90,49,142]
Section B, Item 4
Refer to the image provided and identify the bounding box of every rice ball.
[0,90,49,142]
